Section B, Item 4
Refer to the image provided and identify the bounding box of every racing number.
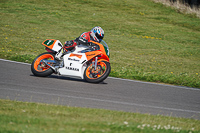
[47,40,52,45]
[43,40,55,46]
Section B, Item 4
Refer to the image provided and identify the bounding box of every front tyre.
[31,52,55,77]
[84,61,111,83]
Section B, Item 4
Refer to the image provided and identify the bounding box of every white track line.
[108,77,200,91]
[0,58,31,65]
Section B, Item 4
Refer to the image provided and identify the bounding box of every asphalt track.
[0,59,199,120]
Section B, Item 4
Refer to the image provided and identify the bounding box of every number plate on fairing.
[42,39,63,52]
[43,40,55,46]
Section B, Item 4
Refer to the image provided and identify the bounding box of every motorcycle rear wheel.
[31,52,55,77]
[84,61,111,83]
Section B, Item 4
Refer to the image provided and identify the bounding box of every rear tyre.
[31,52,55,77]
[84,61,111,83]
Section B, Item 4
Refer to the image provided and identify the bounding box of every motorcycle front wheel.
[31,52,55,77]
[84,60,111,83]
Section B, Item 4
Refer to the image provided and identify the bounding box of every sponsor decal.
[68,58,79,62]
[69,54,82,59]
[87,53,96,56]
[66,67,79,71]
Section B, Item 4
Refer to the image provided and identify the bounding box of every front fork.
[92,56,98,71]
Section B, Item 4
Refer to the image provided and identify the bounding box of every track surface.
[0,59,199,119]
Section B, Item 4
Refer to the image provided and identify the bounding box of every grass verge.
[0,99,200,133]
[0,0,199,88]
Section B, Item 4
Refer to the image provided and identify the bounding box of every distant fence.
[169,0,200,8]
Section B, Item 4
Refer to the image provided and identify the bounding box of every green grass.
[0,99,199,133]
[0,0,200,88]
[0,0,199,88]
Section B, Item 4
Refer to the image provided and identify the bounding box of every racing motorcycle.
[31,39,111,83]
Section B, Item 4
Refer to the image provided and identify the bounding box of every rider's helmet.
[90,26,104,43]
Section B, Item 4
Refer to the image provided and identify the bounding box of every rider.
[55,26,104,60]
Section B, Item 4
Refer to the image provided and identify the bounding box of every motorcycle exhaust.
[41,59,57,71]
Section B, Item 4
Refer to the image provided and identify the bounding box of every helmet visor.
[95,33,104,40]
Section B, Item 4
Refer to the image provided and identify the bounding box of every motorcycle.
[31,39,111,83]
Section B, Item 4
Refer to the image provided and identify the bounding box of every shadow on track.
[30,74,108,84]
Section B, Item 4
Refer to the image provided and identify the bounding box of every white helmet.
[90,26,104,43]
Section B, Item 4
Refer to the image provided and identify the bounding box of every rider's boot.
[56,41,76,60]
[55,48,66,61]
